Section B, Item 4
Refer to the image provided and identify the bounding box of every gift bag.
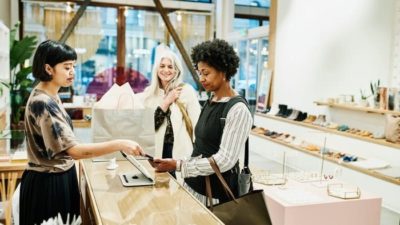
[385,114,400,144]
[91,83,155,160]
[206,158,272,225]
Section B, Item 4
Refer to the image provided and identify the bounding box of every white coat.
[141,84,201,160]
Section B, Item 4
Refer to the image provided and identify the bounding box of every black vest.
[185,96,248,203]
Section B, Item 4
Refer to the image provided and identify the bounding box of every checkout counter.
[79,159,223,225]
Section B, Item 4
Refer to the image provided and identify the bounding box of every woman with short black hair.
[20,40,145,225]
[153,39,253,205]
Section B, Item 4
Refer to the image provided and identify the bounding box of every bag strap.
[205,157,238,209]
[221,96,251,168]
[176,100,194,143]
[172,83,194,143]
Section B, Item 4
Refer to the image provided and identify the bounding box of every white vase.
[358,99,369,107]
[368,97,375,108]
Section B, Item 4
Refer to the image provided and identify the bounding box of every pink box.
[256,180,381,225]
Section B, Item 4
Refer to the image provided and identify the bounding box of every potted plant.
[359,89,369,107]
[369,79,380,108]
[1,22,37,129]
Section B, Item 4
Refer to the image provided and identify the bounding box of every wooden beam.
[267,0,277,107]
[153,0,201,90]
[116,7,126,85]
[58,0,91,43]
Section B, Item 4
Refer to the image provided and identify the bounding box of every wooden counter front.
[79,159,223,225]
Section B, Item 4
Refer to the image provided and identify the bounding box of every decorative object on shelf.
[252,152,287,186]
[0,22,37,129]
[385,114,400,144]
[388,87,398,111]
[370,79,380,108]
[327,183,361,199]
[379,87,388,110]
[395,89,400,111]
[359,89,369,107]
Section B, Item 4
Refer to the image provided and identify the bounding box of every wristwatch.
[176,160,182,172]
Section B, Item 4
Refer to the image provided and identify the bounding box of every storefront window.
[168,12,211,89]
[23,2,211,98]
[235,0,270,8]
[233,18,260,32]
[23,2,117,99]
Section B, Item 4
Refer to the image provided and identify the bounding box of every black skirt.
[19,165,80,225]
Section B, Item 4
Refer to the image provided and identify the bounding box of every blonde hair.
[145,50,184,97]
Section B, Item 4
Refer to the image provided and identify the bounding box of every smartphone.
[145,154,154,161]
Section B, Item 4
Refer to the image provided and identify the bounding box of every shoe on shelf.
[337,125,349,132]
[326,122,339,129]
[252,127,267,134]
[275,104,288,117]
[303,115,317,123]
[312,114,326,126]
[277,133,290,141]
[284,135,296,143]
[264,130,276,136]
[287,110,300,120]
[372,131,385,139]
[294,112,307,121]
[305,144,320,151]
[271,132,283,139]
[282,108,293,118]
[267,104,280,115]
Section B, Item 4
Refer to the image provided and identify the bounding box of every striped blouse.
[180,96,253,205]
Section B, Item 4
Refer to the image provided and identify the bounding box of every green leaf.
[15,66,32,82]
[19,79,33,89]
[9,22,20,50]
[10,35,37,70]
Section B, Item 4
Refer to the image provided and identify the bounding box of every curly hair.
[191,39,239,81]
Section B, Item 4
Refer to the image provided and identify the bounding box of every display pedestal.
[258,179,381,225]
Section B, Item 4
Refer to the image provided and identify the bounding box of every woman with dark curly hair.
[153,39,253,205]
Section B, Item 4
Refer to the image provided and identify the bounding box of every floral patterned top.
[154,106,174,144]
[24,89,78,173]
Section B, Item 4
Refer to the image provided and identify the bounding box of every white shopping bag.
[91,83,155,160]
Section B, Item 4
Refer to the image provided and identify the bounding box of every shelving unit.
[255,112,400,149]
[314,101,400,116]
[252,112,400,213]
[251,131,400,185]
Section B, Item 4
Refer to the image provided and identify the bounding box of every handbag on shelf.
[205,157,272,225]
[385,114,400,143]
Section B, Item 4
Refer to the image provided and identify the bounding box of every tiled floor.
[250,150,400,225]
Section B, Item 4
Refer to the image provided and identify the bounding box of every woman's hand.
[153,158,177,172]
[118,140,144,156]
[160,87,183,112]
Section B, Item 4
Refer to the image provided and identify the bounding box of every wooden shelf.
[72,119,91,128]
[255,112,400,149]
[251,131,400,185]
[314,101,400,115]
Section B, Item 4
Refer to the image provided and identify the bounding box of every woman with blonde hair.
[142,48,201,178]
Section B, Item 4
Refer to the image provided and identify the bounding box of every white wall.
[273,0,396,114]
[0,0,10,27]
